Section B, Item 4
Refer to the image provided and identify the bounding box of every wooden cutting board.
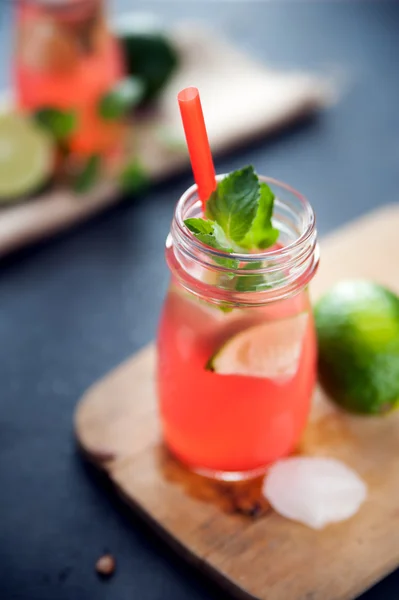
[75,204,399,600]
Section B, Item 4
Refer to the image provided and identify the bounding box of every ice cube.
[262,457,367,529]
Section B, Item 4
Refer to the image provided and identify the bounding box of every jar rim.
[174,174,316,263]
[168,173,319,305]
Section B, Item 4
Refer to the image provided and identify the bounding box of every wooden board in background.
[75,204,399,600]
[0,23,328,257]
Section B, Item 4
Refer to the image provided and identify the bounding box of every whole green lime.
[315,280,399,414]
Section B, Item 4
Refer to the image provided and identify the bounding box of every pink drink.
[157,176,319,479]
[14,0,124,156]
[158,282,316,476]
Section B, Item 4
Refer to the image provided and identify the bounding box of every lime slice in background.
[207,313,308,380]
[0,112,53,202]
[315,280,399,414]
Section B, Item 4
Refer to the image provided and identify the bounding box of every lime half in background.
[0,113,53,202]
[315,280,399,414]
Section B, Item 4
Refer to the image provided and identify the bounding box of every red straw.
[178,87,216,210]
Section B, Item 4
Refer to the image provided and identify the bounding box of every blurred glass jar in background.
[14,0,125,157]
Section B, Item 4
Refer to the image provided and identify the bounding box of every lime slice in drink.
[0,113,53,202]
[315,280,399,414]
[207,313,308,380]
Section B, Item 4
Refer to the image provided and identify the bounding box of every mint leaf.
[185,220,236,256]
[34,107,77,141]
[184,218,239,270]
[212,221,238,251]
[241,182,279,249]
[73,154,101,194]
[184,218,214,235]
[98,76,144,120]
[205,166,259,244]
[119,159,149,193]
[235,261,270,292]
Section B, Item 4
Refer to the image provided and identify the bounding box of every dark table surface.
[1,2,399,599]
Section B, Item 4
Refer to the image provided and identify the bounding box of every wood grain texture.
[0,23,328,257]
[75,204,399,600]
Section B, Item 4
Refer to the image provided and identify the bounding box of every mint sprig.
[185,166,279,253]
[184,166,279,293]
[187,166,278,253]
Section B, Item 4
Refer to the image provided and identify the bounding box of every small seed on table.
[95,554,116,578]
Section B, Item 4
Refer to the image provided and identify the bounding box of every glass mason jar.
[14,0,124,156]
[157,176,319,481]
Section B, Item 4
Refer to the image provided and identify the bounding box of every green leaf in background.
[119,159,149,194]
[73,154,101,194]
[34,107,77,141]
[185,218,239,270]
[205,166,260,245]
[155,125,186,152]
[113,16,179,104]
[241,182,279,249]
[98,77,145,121]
